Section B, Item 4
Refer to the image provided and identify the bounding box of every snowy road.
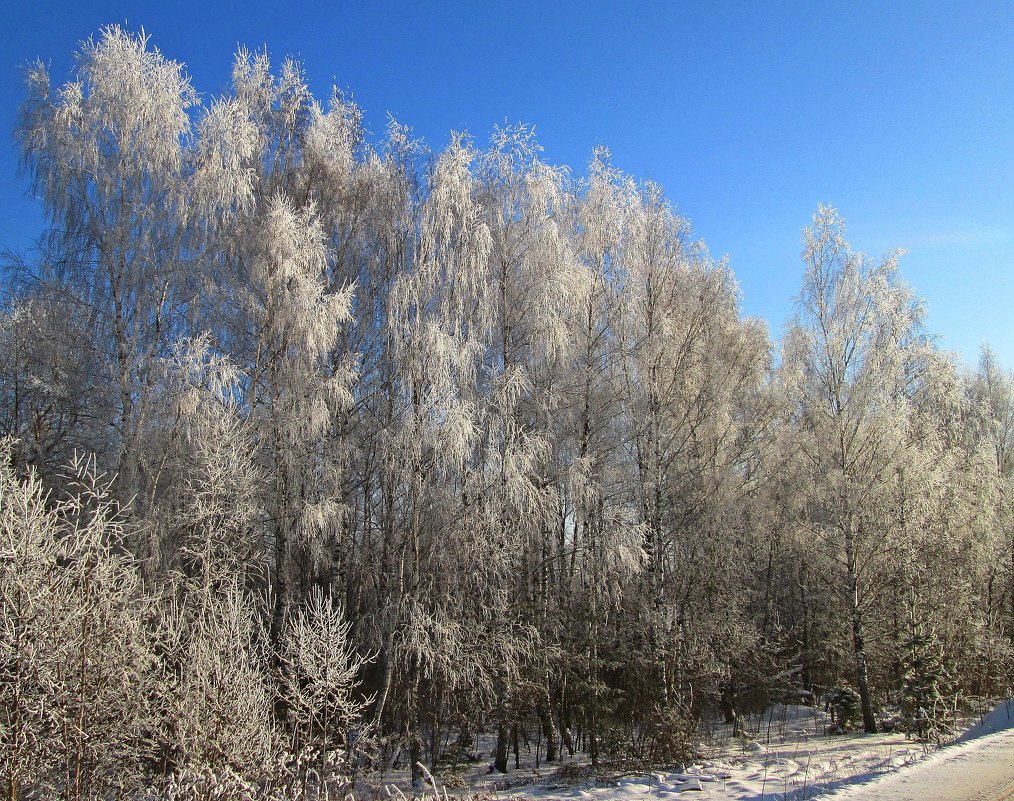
[831,727,1014,801]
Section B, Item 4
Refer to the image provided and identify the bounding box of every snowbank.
[956,699,1014,743]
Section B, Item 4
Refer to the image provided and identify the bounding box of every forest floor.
[383,701,1014,801]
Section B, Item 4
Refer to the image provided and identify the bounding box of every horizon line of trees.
[2,25,1012,801]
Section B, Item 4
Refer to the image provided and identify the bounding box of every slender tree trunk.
[799,562,811,691]
[845,524,877,733]
[588,641,599,766]
[494,706,510,773]
[268,381,291,658]
[408,658,423,787]
[851,605,877,733]
[372,639,394,729]
[537,703,558,763]
[720,683,738,726]
[1009,530,1014,626]
[558,688,576,757]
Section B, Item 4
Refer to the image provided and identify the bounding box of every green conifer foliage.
[899,620,951,742]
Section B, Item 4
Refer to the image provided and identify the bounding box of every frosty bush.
[1,448,154,800]
[628,703,699,768]
[280,587,374,798]
[157,584,277,781]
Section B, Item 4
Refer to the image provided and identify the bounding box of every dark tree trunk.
[494,714,510,774]
[537,704,558,763]
[720,682,738,726]
[558,689,576,756]
[852,606,877,733]
[800,562,812,691]
[408,660,423,787]
[845,525,877,734]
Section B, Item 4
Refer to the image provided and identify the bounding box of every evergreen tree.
[899,620,951,742]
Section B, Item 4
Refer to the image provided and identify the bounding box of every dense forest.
[2,26,1012,801]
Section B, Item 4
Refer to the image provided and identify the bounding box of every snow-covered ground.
[828,700,1014,801]
[388,701,1014,801]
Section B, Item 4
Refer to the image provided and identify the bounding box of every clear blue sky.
[2,1,1011,368]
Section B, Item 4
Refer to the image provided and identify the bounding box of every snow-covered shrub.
[824,687,861,732]
[1,448,155,800]
[145,765,264,801]
[963,616,1014,699]
[279,586,374,799]
[156,584,277,784]
[628,703,698,768]
[620,701,701,770]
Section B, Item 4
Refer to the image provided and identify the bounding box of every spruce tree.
[899,620,950,742]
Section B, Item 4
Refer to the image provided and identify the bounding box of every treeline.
[2,26,1012,800]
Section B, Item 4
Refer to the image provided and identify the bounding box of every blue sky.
[2,1,1011,367]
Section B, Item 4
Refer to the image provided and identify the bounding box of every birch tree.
[379,132,490,779]
[972,347,1014,625]
[473,124,584,770]
[188,49,357,642]
[16,26,197,509]
[784,205,923,733]
[618,182,769,718]
[0,297,105,483]
[555,150,645,760]
[143,336,264,587]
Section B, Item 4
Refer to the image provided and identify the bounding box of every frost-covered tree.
[120,335,263,596]
[472,124,578,769]
[547,149,644,761]
[188,49,357,642]
[617,181,769,720]
[16,26,197,508]
[0,297,107,484]
[280,587,372,796]
[331,123,423,751]
[970,347,1014,625]
[157,584,276,781]
[899,619,950,741]
[783,205,924,733]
